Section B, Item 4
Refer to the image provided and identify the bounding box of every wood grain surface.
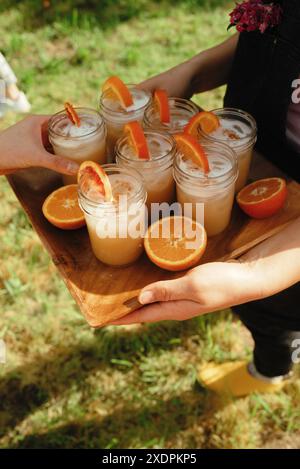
[7,152,300,327]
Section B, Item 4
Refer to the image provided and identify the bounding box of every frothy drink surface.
[122,134,173,160]
[178,152,232,179]
[209,118,251,147]
[103,88,149,113]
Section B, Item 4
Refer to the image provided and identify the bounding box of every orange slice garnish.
[42,184,85,230]
[184,111,220,137]
[144,216,207,271]
[174,133,210,173]
[78,161,113,202]
[154,89,170,124]
[102,76,134,108]
[64,102,81,127]
[237,177,287,219]
[124,121,150,160]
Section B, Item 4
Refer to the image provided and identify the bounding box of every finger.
[41,118,50,149]
[40,152,79,175]
[138,276,192,305]
[110,299,203,325]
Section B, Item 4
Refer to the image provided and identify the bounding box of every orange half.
[102,76,133,108]
[237,177,287,219]
[42,184,85,230]
[124,121,150,160]
[144,216,207,272]
[64,102,81,127]
[184,111,220,137]
[154,89,170,123]
[174,133,210,173]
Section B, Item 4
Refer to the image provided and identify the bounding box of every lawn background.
[0,0,299,449]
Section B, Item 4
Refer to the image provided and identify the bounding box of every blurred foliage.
[0,0,231,29]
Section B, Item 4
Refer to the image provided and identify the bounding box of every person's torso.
[224,0,300,181]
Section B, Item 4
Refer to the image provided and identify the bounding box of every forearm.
[241,217,300,299]
[189,33,239,95]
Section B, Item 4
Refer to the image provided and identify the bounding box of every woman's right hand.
[0,115,79,176]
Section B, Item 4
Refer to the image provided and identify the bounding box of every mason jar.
[198,107,257,192]
[143,97,199,134]
[174,142,238,237]
[48,107,107,185]
[99,86,151,162]
[116,130,176,209]
[78,164,147,266]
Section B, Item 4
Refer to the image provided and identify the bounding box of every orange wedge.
[124,121,150,160]
[64,102,81,127]
[184,111,220,136]
[144,216,207,271]
[174,133,210,173]
[102,76,133,108]
[42,184,85,230]
[237,177,287,219]
[78,161,113,202]
[154,89,170,123]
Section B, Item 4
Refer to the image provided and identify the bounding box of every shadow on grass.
[0,318,208,439]
[0,0,231,31]
[8,390,208,448]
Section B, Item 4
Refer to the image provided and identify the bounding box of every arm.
[139,33,239,99]
[0,115,79,176]
[111,216,300,325]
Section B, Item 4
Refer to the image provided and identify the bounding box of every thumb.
[40,151,80,175]
[138,276,191,305]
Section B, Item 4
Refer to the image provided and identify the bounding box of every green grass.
[1,0,300,449]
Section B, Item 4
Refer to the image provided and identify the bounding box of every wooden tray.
[7,152,300,327]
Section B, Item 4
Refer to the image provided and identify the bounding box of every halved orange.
[124,121,150,160]
[154,89,170,123]
[144,216,207,272]
[237,177,287,219]
[77,161,113,202]
[184,111,220,136]
[102,76,133,108]
[64,102,81,127]
[174,133,210,173]
[42,184,85,230]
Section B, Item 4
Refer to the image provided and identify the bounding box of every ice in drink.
[144,97,199,134]
[78,165,147,266]
[174,142,238,237]
[100,87,151,162]
[199,108,257,192]
[116,130,176,208]
[48,107,107,185]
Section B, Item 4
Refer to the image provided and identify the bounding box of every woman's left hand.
[110,261,261,325]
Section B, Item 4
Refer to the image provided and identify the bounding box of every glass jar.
[99,86,151,162]
[174,142,238,237]
[116,130,176,209]
[143,97,199,134]
[78,164,147,266]
[48,107,107,185]
[199,108,257,192]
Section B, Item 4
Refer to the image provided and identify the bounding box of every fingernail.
[139,291,154,305]
[67,161,79,174]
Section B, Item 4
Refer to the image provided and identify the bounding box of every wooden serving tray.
[7,152,300,327]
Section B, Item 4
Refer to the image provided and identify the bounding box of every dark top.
[224,0,300,182]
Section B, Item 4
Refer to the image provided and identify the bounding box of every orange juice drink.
[116,130,176,208]
[174,142,238,237]
[78,165,147,266]
[143,97,199,134]
[48,108,107,185]
[199,108,257,192]
[100,86,151,162]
